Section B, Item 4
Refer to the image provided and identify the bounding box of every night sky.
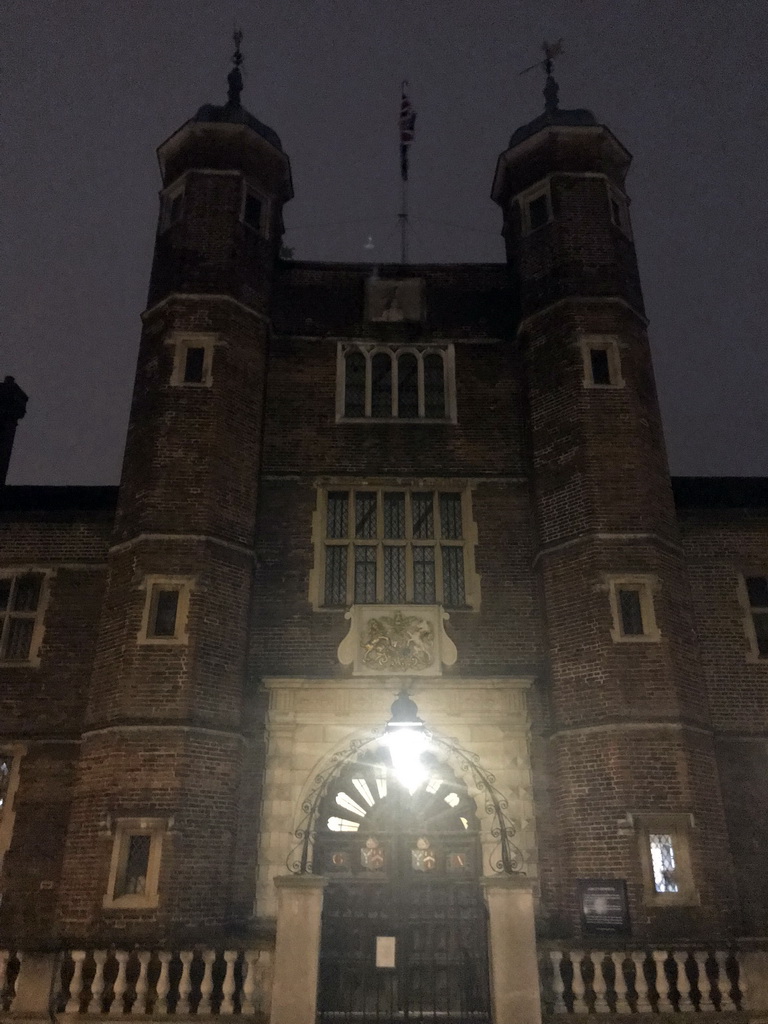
[3,1,767,484]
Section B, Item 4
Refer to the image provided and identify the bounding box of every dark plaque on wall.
[578,879,630,935]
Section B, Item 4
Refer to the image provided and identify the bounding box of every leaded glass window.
[0,572,45,663]
[341,345,452,420]
[746,576,768,657]
[649,833,679,893]
[0,756,11,815]
[321,489,470,607]
[618,588,644,636]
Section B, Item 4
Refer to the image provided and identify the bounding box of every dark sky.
[3,0,767,484]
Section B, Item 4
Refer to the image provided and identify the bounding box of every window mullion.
[433,492,443,604]
[417,353,425,418]
[376,492,384,601]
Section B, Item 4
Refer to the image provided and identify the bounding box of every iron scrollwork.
[286,727,524,876]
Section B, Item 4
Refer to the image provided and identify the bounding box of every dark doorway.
[314,748,491,1022]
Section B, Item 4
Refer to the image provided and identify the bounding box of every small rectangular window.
[582,336,623,388]
[139,577,192,645]
[637,814,697,907]
[590,348,611,386]
[115,833,152,897]
[183,346,206,384]
[159,186,184,233]
[149,588,180,638]
[745,576,768,657]
[618,588,644,636]
[649,833,679,893]
[607,185,632,237]
[104,818,165,909]
[0,571,47,664]
[244,191,263,232]
[609,576,659,642]
[169,333,216,387]
[0,756,11,816]
[527,192,550,231]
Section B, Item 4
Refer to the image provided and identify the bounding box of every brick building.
[1,60,767,1023]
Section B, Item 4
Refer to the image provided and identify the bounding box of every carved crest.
[361,836,386,871]
[411,836,436,872]
[361,611,435,672]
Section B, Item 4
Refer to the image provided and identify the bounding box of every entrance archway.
[314,744,491,1022]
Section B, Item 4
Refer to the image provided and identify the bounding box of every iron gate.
[313,752,492,1023]
[317,874,491,1022]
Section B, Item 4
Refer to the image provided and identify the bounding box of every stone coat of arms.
[361,611,435,672]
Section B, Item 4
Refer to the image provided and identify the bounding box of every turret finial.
[227,27,244,106]
[519,38,563,114]
[542,40,563,112]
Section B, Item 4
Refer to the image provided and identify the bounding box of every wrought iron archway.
[287,726,524,878]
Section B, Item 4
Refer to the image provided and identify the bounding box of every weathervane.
[227,27,244,106]
[519,39,564,113]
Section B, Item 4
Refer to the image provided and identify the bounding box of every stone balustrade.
[0,947,272,1017]
[540,946,743,1015]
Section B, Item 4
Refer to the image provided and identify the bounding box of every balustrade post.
[177,951,193,1015]
[198,949,216,1014]
[614,953,632,1013]
[592,952,609,1013]
[571,950,587,1014]
[155,951,172,1015]
[714,950,731,1010]
[66,950,86,1014]
[110,950,128,1016]
[548,950,566,1013]
[221,950,238,1014]
[651,950,667,1011]
[10,951,57,1017]
[241,950,259,1015]
[0,950,9,1011]
[693,950,714,1011]
[632,951,652,1012]
[131,951,150,1015]
[88,950,107,1015]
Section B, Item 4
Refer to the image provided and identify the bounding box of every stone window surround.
[606,574,661,643]
[0,744,26,876]
[137,574,195,646]
[336,343,457,423]
[518,180,553,235]
[633,811,699,908]
[579,333,625,389]
[166,331,222,388]
[240,181,271,239]
[0,567,53,667]
[308,481,481,612]
[158,180,185,234]
[103,816,166,910]
[738,573,768,662]
[606,180,633,238]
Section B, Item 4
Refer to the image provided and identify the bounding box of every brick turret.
[0,376,28,485]
[56,64,291,942]
[493,90,737,938]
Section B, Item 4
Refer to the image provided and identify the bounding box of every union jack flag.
[399,82,416,182]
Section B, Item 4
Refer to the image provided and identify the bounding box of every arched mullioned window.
[340,345,453,421]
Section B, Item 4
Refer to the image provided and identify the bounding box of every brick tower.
[56,45,292,942]
[493,70,737,938]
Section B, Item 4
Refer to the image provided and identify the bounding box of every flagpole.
[400,176,408,264]
[398,81,415,266]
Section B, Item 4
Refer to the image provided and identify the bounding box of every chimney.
[0,376,28,485]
